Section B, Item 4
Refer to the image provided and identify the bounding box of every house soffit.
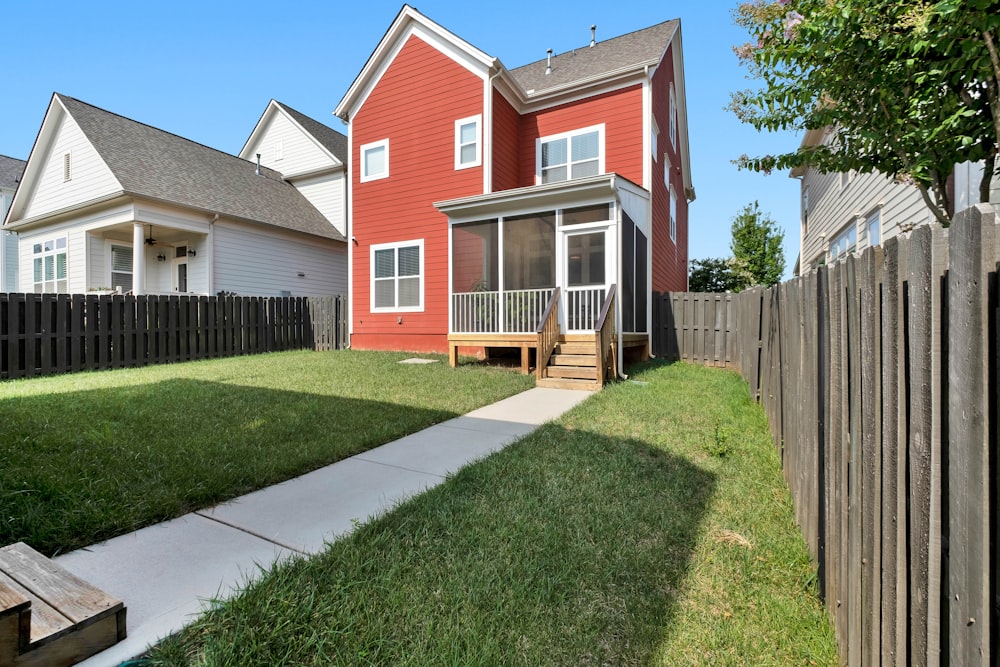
[335,5,494,120]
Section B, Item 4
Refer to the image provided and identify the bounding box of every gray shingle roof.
[509,20,678,96]
[0,155,26,190]
[274,101,347,163]
[57,95,345,242]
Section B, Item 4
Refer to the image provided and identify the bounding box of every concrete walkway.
[55,387,591,667]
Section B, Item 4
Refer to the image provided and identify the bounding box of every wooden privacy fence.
[658,203,999,665]
[0,293,347,380]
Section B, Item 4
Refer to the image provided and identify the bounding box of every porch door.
[562,227,610,332]
[172,245,188,293]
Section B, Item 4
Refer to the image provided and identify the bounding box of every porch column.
[132,223,146,295]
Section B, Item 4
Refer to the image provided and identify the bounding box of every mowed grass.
[0,350,533,556]
[149,362,838,666]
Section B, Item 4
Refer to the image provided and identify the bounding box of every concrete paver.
[54,387,591,666]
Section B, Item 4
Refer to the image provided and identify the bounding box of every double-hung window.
[371,240,423,311]
[866,209,881,247]
[110,244,133,293]
[32,236,68,293]
[360,139,389,182]
[537,124,604,184]
[454,115,481,169]
[669,186,677,243]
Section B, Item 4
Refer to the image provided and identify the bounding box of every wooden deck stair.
[536,339,604,390]
[0,542,126,667]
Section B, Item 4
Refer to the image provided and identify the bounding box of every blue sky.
[1,0,802,274]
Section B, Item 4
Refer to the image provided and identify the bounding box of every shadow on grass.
[0,378,456,556]
[150,423,717,667]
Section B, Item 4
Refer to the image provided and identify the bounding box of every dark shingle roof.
[57,95,345,242]
[274,101,348,163]
[0,155,26,190]
[509,20,678,95]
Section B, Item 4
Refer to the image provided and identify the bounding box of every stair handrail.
[535,287,561,379]
[594,284,617,388]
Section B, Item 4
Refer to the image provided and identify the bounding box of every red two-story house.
[334,5,694,388]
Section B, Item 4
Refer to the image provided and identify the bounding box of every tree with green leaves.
[730,201,785,287]
[731,0,1000,226]
[688,257,752,293]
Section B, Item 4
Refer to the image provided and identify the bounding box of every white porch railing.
[566,287,606,331]
[452,288,554,333]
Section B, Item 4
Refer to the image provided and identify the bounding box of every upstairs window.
[454,115,481,169]
[669,186,677,243]
[371,239,423,311]
[537,125,604,184]
[669,84,677,150]
[33,237,68,293]
[360,139,389,182]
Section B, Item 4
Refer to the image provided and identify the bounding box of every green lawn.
[0,350,533,556]
[148,362,838,666]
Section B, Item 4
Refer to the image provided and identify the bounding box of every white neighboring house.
[0,155,27,291]
[240,100,347,239]
[792,127,1000,274]
[4,94,347,297]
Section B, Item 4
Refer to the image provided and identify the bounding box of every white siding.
[213,220,347,296]
[291,171,346,237]
[800,167,929,271]
[245,111,338,178]
[953,160,1000,212]
[22,113,120,220]
[88,234,105,289]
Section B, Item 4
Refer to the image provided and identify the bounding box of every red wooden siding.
[650,45,688,291]
[492,91,521,192]
[351,35,485,352]
[517,85,644,187]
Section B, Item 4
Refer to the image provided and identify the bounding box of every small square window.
[360,139,389,182]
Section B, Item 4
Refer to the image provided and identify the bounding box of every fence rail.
[655,203,999,665]
[0,293,347,380]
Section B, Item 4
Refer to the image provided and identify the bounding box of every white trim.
[370,238,424,313]
[669,83,677,151]
[669,185,677,243]
[534,124,606,185]
[360,138,389,182]
[454,114,482,170]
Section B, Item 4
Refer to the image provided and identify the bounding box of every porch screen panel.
[452,220,499,332]
[503,212,555,290]
[621,213,636,332]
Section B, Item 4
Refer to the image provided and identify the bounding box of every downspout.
[208,213,218,295]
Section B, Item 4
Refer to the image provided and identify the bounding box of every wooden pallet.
[0,543,126,667]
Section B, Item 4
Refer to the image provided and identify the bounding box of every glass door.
[563,228,610,331]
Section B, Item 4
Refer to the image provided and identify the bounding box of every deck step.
[545,365,598,380]
[554,343,594,356]
[536,377,601,391]
[0,542,126,667]
[549,353,596,366]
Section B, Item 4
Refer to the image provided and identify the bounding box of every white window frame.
[108,242,134,294]
[669,84,677,150]
[651,117,659,159]
[865,208,881,247]
[32,236,68,293]
[535,124,605,185]
[454,115,482,170]
[360,138,389,183]
[669,186,677,243]
[370,239,424,313]
[828,221,858,262]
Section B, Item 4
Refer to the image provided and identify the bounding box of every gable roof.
[274,101,348,162]
[17,95,344,242]
[509,20,678,97]
[240,99,347,168]
[0,155,26,190]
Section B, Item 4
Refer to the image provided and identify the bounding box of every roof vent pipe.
[590,25,596,47]
[545,48,553,75]
[255,153,261,176]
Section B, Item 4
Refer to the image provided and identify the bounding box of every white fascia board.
[335,5,495,120]
[669,28,695,201]
[518,64,652,113]
[435,173,648,223]
[238,99,281,160]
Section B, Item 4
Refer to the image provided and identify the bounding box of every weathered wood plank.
[0,544,122,626]
[880,236,908,665]
[0,570,73,643]
[947,204,994,664]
